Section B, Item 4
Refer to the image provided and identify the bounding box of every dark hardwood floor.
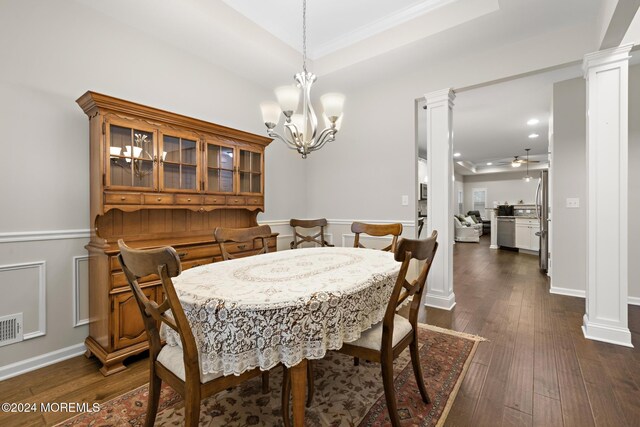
[437,235,640,427]
[1,235,639,426]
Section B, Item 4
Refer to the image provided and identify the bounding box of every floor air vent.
[0,313,23,347]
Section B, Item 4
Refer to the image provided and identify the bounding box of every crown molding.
[311,0,458,59]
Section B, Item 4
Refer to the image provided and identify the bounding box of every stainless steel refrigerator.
[536,170,549,272]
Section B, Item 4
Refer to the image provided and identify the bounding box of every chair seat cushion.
[347,314,413,351]
[157,345,223,383]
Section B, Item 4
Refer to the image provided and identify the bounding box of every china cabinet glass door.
[107,123,156,189]
[161,134,198,191]
[205,141,235,193]
[239,148,262,194]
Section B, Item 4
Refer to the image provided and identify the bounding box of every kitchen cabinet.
[515,218,540,251]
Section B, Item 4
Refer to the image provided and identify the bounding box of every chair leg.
[354,357,359,366]
[306,360,314,408]
[409,338,431,404]
[381,357,401,427]
[261,371,270,394]
[183,387,201,427]
[145,369,162,427]
[281,366,291,427]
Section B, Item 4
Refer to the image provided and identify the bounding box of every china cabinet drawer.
[111,270,158,290]
[227,196,246,206]
[175,195,203,205]
[105,192,142,205]
[174,245,219,262]
[143,194,174,205]
[246,197,263,205]
[204,196,226,205]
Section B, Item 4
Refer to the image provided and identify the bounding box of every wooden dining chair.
[351,221,403,252]
[289,218,334,249]
[117,240,270,427]
[337,231,439,427]
[214,224,272,260]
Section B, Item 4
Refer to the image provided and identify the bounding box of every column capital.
[583,43,633,77]
[424,88,455,107]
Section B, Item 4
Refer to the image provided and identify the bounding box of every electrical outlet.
[401,195,409,206]
[566,198,579,208]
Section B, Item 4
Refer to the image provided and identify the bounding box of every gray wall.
[550,77,587,295]
[551,66,640,299]
[0,0,306,373]
[304,19,597,224]
[463,171,541,214]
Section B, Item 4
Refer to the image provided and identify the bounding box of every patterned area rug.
[58,325,484,427]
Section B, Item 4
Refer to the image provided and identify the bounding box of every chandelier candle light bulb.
[260,0,344,158]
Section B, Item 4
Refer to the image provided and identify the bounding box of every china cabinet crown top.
[76,91,272,147]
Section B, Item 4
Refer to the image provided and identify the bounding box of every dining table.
[162,246,401,426]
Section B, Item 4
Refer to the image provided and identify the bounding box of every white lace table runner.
[162,247,400,376]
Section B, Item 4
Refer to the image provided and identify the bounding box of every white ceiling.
[221,0,468,59]
[75,0,607,172]
[455,65,582,162]
[417,63,584,175]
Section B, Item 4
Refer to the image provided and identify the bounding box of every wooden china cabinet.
[77,91,275,375]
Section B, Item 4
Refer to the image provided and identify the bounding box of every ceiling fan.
[497,149,540,168]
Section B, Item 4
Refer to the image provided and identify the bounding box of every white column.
[489,209,498,249]
[582,44,633,347]
[424,89,456,310]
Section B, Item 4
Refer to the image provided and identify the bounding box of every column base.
[489,245,498,249]
[425,292,456,310]
[582,314,633,347]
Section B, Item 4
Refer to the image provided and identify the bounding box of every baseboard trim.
[425,292,456,310]
[549,286,586,298]
[0,343,86,381]
[550,286,640,306]
[582,315,633,348]
[629,296,640,306]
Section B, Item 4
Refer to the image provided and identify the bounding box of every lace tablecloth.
[162,247,400,376]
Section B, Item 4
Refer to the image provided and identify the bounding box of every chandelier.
[259,0,345,159]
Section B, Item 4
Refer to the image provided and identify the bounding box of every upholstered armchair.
[454,217,480,243]
[467,210,491,234]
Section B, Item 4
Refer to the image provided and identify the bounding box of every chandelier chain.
[302,0,307,73]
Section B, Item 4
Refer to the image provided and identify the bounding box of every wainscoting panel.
[0,261,46,340]
[73,255,89,327]
[0,236,89,379]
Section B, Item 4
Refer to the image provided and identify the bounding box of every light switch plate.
[566,198,579,208]
[401,195,409,206]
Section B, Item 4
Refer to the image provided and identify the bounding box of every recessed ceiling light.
[453,152,461,157]
[486,162,493,166]
[527,118,539,126]
[528,133,539,139]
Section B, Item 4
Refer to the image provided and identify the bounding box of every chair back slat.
[289,218,333,249]
[351,222,403,252]
[380,231,438,349]
[214,225,272,260]
[117,240,200,379]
